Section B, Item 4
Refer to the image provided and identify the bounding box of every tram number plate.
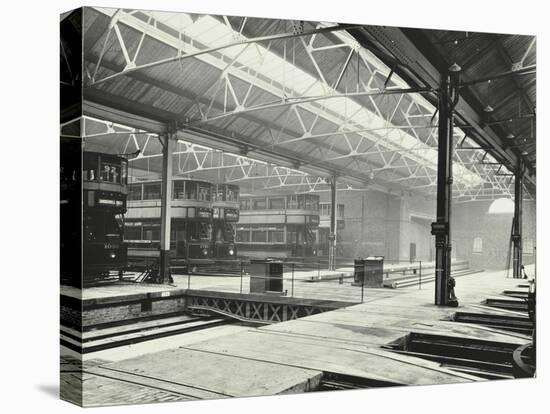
[161,291,171,297]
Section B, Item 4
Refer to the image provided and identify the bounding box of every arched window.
[473,237,483,253]
[488,198,514,214]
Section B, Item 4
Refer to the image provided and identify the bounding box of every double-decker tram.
[124,179,240,269]
[212,184,240,258]
[236,194,320,259]
[74,151,128,285]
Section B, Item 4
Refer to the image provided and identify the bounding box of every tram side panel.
[60,138,83,287]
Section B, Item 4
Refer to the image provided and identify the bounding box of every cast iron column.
[512,158,524,278]
[159,130,175,284]
[431,73,455,306]
[329,175,337,270]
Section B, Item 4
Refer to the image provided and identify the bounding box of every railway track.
[452,311,533,335]
[384,268,484,289]
[60,314,232,354]
[383,332,520,380]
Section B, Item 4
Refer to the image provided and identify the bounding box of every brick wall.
[61,293,188,329]
[451,199,536,270]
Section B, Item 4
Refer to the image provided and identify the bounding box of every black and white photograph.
[57,3,541,407]
[4,0,548,412]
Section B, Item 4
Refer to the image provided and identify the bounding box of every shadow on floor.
[35,384,59,399]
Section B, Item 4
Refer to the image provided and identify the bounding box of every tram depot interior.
[60,7,537,407]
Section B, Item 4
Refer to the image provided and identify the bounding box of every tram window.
[269,197,285,210]
[268,230,284,243]
[173,181,185,199]
[297,195,306,209]
[100,162,121,183]
[201,223,212,239]
[215,226,224,242]
[252,230,267,243]
[198,184,211,201]
[143,183,161,200]
[188,223,199,241]
[224,223,236,241]
[120,160,127,184]
[227,186,239,202]
[128,185,142,201]
[187,207,195,218]
[124,225,142,240]
[287,230,297,243]
[236,229,250,242]
[187,222,211,241]
[143,226,160,241]
[214,185,225,202]
[310,196,319,210]
[240,199,250,210]
[287,195,298,209]
[83,154,98,182]
[185,182,197,200]
[252,198,267,210]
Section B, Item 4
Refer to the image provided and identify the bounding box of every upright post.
[328,175,337,271]
[159,129,175,284]
[240,261,244,294]
[512,158,524,278]
[291,263,295,297]
[419,260,422,290]
[431,73,457,307]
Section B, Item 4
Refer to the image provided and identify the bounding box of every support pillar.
[328,175,337,271]
[159,130,175,284]
[512,158,524,278]
[431,73,457,306]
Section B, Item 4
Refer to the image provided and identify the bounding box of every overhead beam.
[357,26,535,189]
[90,7,365,85]
[187,87,434,126]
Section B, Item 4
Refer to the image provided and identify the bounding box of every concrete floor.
[61,266,533,406]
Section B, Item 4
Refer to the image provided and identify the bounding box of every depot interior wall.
[398,194,436,262]
[320,190,402,260]
[320,190,437,261]
[451,199,536,271]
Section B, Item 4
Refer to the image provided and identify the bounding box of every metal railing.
[167,257,429,304]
